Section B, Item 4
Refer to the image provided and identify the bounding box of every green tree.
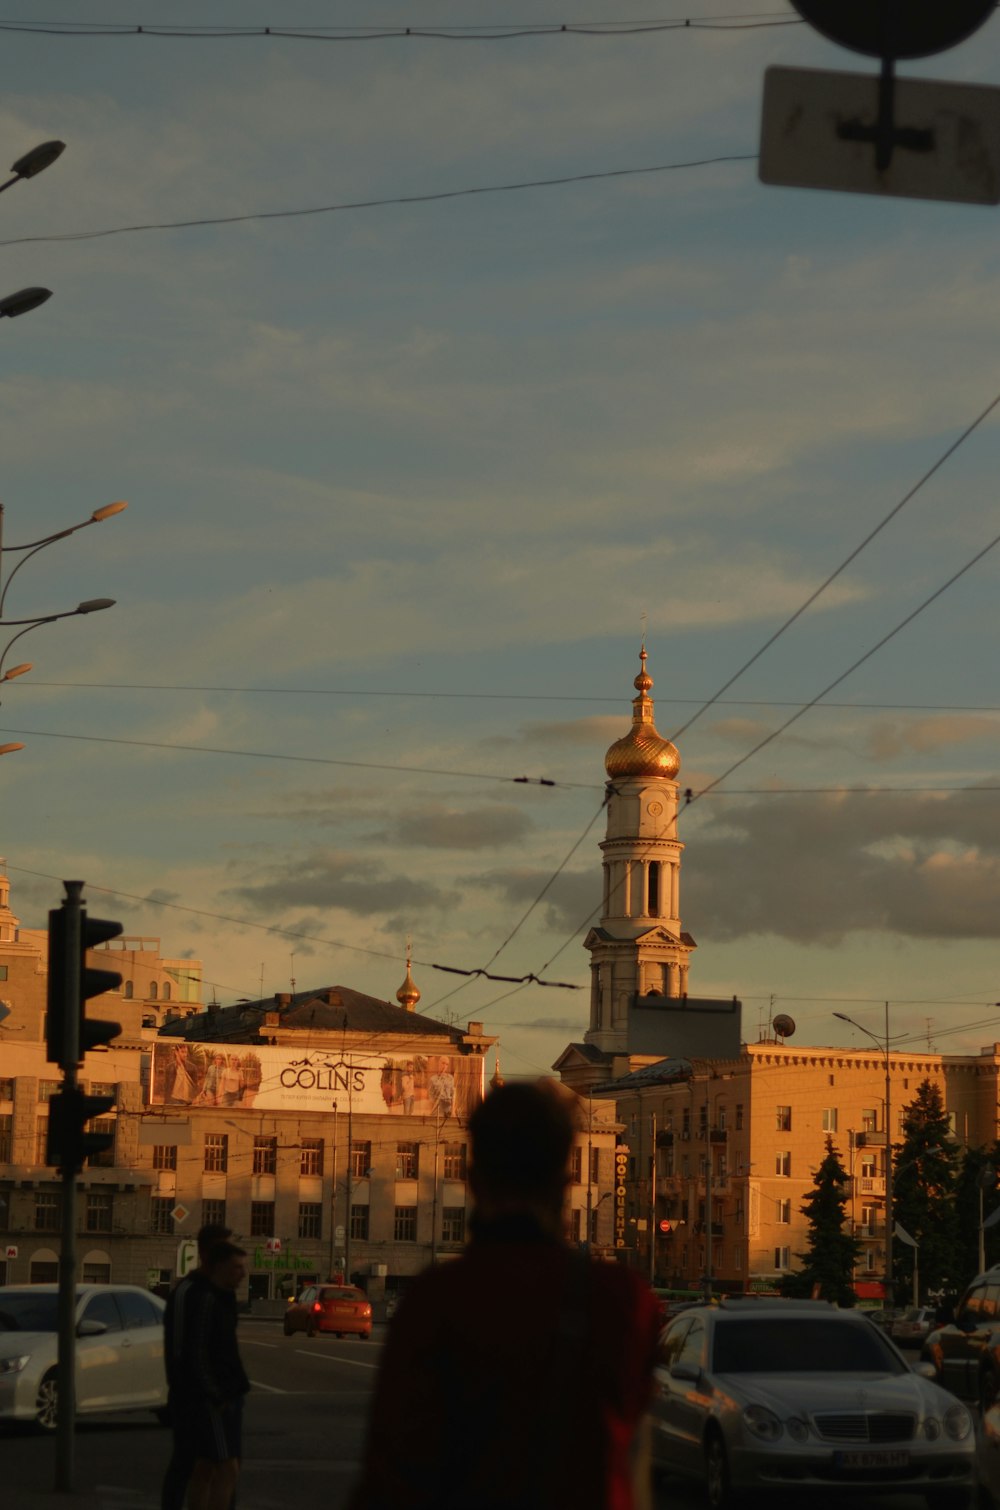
[954,1145,1000,1285]
[892,1079,961,1303]
[781,1137,861,1305]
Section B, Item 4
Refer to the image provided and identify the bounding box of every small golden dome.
[604,647,680,781]
[396,946,421,1012]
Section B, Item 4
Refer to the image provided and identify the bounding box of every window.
[394,1205,417,1242]
[351,1140,372,1178]
[0,1077,14,1102]
[395,1143,418,1179]
[776,1199,791,1224]
[0,1113,11,1162]
[35,1116,49,1165]
[38,1080,60,1102]
[300,1138,324,1176]
[151,1197,174,1235]
[298,1203,322,1239]
[153,1144,177,1171]
[735,1104,744,1131]
[90,1082,117,1101]
[718,1106,727,1131]
[442,1207,465,1244]
[775,1151,791,1177]
[776,1106,791,1131]
[647,861,660,914]
[81,1262,111,1286]
[202,1199,226,1229]
[774,1246,791,1269]
[350,1204,370,1240]
[88,1118,116,1168]
[163,981,171,1001]
[34,1192,59,1231]
[682,1107,691,1135]
[570,1146,583,1183]
[85,1191,113,1233]
[861,1108,877,1132]
[82,1291,121,1329]
[149,981,158,1000]
[443,1143,467,1180]
[864,1249,877,1273]
[124,981,134,999]
[250,1201,274,1237]
[253,1135,277,1175]
[822,1108,838,1132]
[204,1133,228,1172]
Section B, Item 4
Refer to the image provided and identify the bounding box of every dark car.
[283,1284,371,1339]
[923,1265,1000,1408]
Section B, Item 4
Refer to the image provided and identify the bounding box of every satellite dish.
[772,1014,796,1039]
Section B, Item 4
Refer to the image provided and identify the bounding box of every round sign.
[790,0,995,60]
[658,1219,672,1234]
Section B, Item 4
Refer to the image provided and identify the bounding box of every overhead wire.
[0,152,758,250]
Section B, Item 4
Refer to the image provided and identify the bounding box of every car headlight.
[743,1404,783,1441]
[786,1417,810,1443]
[923,1416,941,1441]
[944,1405,972,1442]
[0,1355,29,1374]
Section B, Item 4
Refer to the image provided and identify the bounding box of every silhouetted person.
[350,1081,660,1510]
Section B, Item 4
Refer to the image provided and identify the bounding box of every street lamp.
[835,1005,894,1307]
[0,139,65,194]
[0,287,53,319]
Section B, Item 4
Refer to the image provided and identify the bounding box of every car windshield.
[0,1292,59,1332]
[712,1318,905,1374]
[321,1289,359,1301]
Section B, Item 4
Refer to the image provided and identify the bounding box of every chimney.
[265,1011,280,1027]
[326,990,342,1007]
[275,993,292,1010]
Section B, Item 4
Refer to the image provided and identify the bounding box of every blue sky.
[2,2,1000,1077]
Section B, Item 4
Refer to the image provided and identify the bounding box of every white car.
[650,1297,975,1510]
[0,1283,167,1431]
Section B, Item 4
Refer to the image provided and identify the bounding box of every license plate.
[833,1450,909,1470]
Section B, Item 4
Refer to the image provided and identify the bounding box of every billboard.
[148,1040,483,1120]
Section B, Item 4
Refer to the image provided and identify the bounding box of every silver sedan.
[649,1298,975,1510]
[0,1283,167,1431]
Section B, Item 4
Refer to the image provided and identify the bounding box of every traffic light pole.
[55,1061,78,1493]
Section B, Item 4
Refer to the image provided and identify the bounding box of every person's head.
[205,1240,247,1291]
[468,1081,574,1225]
[196,1222,232,1264]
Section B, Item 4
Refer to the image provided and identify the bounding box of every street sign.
[171,1202,190,1225]
[5,1245,17,1259]
[760,66,1000,205]
[265,1237,282,1253]
[790,0,995,60]
[176,1238,198,1278]
[334,1225,345,1244]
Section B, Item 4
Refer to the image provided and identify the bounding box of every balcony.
[855,1222,886,1240]
[657,1175,684,1197]
[709,1128,728,1144]
[855,1176,886,1197]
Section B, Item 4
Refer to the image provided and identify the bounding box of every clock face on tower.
[647,801,663,817]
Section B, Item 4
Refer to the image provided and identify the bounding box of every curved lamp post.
[835,1005,894,1307]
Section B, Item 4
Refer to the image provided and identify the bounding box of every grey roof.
[157,985,466,1045]
[591,1056,694,1096]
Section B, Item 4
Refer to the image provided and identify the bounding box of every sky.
[1,2,1000,1079]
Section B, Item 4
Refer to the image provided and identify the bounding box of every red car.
[284,1284,372,1339]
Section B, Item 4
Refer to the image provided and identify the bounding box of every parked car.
[649,1296,975,1510]
[892,1308,938,1346]
[923,1265,1000,1409]
[283,1284,372,1339]
[0,1283,167,1432]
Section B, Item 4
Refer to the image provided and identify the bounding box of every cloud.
[471,865,600,938]
[866,715,1000,761]
[377,802,534,850]
[224,851,455,920]
[683,788,1000,944]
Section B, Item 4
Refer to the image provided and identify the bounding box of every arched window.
[647,861,660,915]
[123,981,133,1000]
[162,981,171,1001]
[149,981,158,1000]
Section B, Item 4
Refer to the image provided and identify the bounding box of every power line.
[669,386,1000,744]
[0,14,804,41]
[0,152,758,250]
[22,679,1000,715]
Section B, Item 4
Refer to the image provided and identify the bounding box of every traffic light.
[46,1083,116,1175]
[46,881,123,1069]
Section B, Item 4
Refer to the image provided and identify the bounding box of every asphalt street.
[1,1323,972,1510]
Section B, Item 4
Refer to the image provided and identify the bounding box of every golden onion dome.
[604,648,681,781]
[396,947,421,1012]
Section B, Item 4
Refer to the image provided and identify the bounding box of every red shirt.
[350,1224,661,1510]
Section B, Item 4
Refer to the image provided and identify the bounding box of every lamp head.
[0,742,24,755]
[0,287,53,319]
[75,598,115,614]
[1,663,31,682]
[91,501,127,522]
[9,140,65,180]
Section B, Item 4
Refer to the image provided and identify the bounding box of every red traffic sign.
[790,0,994,61]
[658,1219,673,1234]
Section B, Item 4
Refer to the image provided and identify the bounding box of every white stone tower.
[583,649,695,1055]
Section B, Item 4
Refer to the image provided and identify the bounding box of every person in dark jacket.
[162,1223,233,1510]
[165,1240,250,1510]
[350,1081,660,1510]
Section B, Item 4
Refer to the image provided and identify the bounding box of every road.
[1,1322,979,1510]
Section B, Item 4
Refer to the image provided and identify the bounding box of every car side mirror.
[910,1361,937,1381]
[670,1361,702,1384]
[77,1319,108,1337]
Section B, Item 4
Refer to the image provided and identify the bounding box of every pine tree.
[783,1136,861,1305]
[892,1079,961,1304]
[954,1146,1000,1285]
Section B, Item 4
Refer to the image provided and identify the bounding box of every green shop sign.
[252,1244,316,1272]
